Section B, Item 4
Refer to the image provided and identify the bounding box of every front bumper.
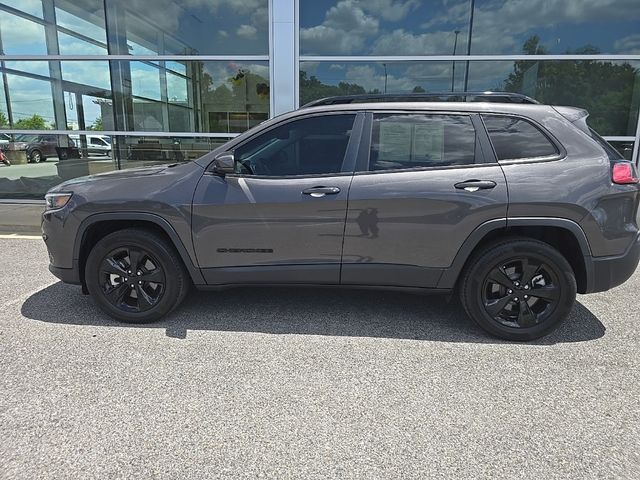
[587,232,640,293]
[48,262,81,285]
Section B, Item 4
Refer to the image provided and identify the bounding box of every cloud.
[236,24,257,39]
[359,0,420,21]
[300,0,379,54]
[0,12,47,55]
[614,34,640,54]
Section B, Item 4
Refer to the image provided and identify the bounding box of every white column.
[270,0,297,116]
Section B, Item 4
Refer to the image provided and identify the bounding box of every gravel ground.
[1,237,639,479]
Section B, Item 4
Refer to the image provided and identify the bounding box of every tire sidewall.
[85,231,184,323]
[463,240,577,341]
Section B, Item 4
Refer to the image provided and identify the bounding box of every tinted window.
[482,115,558,160]
[234,115,356,176]
[368,114,476,171]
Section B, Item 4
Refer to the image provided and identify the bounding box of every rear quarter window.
[482,115,558,160]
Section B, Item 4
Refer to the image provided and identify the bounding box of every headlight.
[45,192,73,210]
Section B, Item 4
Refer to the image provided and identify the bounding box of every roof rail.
[302,91,539,108]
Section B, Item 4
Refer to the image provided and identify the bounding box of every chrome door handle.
[302,186,341,198]
[454,180,497,192]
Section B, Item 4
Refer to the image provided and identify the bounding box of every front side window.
[234,115,356,176]
[482,115,558,160]
[368,114,476,171]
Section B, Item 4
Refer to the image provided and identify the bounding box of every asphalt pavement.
[1,237,639,479]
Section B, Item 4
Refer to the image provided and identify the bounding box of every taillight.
[612,162,639,185]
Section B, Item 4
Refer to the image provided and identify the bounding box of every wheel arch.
[75,213,205,288]
[438,218,593,294]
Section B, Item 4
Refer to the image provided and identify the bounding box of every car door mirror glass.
[212,151,236,176]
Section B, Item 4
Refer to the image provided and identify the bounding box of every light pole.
[383,63,388,93]
[451,30,460,92]
[463,0,475,92]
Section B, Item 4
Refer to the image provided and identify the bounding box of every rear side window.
[369,114,476,171]
[482,115,558,160]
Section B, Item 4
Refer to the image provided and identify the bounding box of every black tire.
[459,238,576,341]
[85,228,190,323]
[29,149,42,163]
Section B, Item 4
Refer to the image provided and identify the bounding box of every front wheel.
[459,238,577,341]
[85,228,190,323]
[29,149,42,163]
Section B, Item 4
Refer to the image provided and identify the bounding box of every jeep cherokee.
[42,94,640,341]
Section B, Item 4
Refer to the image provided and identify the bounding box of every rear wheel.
[460,238,576,341]
[85,228,190,323]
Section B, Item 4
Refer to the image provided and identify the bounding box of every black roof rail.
[301,91,540,108]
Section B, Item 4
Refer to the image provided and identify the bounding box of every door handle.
[454,180,497,192]
[302,186,341,197]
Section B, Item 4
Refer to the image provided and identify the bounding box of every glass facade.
[0,0,639,199]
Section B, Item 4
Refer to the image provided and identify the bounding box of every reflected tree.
[503,35,639,135]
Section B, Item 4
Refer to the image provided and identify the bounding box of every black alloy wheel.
[99,246,166,313]
[460,238,576,341]
[85,228,190,323]
[482,257,560,328]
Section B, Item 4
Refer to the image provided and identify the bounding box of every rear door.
[341,111,508,288]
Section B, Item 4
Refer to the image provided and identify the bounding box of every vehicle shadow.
[21,282,605,344]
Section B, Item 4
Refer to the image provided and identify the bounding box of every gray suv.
[42,94,640,341]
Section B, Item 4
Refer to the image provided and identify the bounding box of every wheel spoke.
[138,268,163,284]
[517,299,537,327]
[520,258,541,285]
[101,257,127,276]
[529,284,560,302]
[487,267,515,289]
[485,295,513,317]
[104,283,129,305]
[135,285,155,310]
[127,248,143,272]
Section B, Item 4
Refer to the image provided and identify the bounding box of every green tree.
[502,35,639,136]
[14,114,48,130]
[0,111,8,127]
[88,117,104,131]
[412,86,426,93]
[299,70,366,105]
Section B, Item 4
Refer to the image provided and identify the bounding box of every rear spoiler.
[552,106,590,134]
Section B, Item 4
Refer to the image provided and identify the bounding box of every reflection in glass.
[0,0,43,18]
[0,11,47,55]
[300,60,640,137]
[300,0,640,56]
[2,73,55,128]
[111,0,269,55]
[55,3,106,44]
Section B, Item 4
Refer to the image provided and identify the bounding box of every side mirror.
[212,151,235,176]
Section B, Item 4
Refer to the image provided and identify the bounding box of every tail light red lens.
[612,162,639,185]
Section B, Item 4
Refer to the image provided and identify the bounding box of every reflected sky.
[301,0,640,56]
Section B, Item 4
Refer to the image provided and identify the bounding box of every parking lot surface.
[1,237,639,479]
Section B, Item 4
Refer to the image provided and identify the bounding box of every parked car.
[42,93,640,341]
[4,134,75,163]
[69,134,112,156]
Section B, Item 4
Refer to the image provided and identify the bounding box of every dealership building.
[0,0,639,201]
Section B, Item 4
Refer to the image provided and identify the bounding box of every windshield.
[588,128,623,161]
[15,134,39,142]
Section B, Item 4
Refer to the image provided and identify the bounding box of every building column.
[270,0,296,116]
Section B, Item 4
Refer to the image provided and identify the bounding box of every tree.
[0,111,8,127]
[88,117,104,131]
[14,114,48,130]
[412,86,426,93]
[299,70,366,105]
[502,35,638,136]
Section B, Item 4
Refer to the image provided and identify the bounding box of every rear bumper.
[49,262,81,285]
[586,233,640,293]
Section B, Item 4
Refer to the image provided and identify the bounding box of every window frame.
[211,111,366,179]
[354,111,493,175]
[480,113,566,164]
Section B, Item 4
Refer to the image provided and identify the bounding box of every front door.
[342,111,508,288]
[192,113,363,285]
